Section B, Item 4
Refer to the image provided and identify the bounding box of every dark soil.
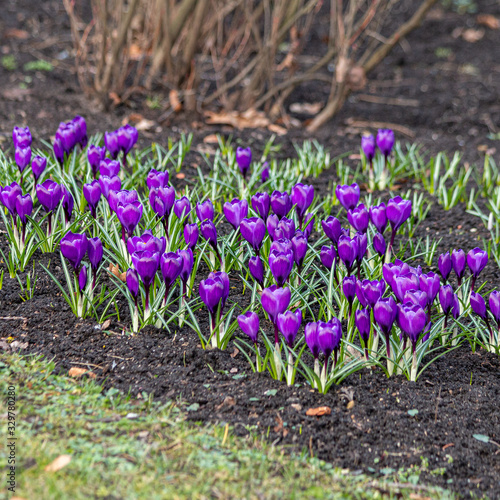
[2,1,500,499]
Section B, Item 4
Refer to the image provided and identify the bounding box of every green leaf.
[473,434,490,443]
[186,403,200,412]
[264,389,277,397]
[407,409,419,417]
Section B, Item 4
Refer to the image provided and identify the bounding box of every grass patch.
[0,354,453,499]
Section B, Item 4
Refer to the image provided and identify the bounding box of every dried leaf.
[205,108,270,129]
[68,367,87,378]
[4,28,29,39]
[216,396,236,410]
[230,348,239,358]
[347,401,355,410]
[267,124,287,135]
[306,406,331,417]
[203,134,219,144]
[45,455,71,472]
[175,173,185,179]
[290,102,322,115]
[462,28,485,43]
[108,263,126,282]
[101,319,111,330]
[274,414,284,433]
[2,87,33,101]
[108,92,122,106]
[291,403,302,412]
[169,90,182,113]
[135,119,155,131]
[477,14,499,30]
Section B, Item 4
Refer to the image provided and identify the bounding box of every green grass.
[0,354,453,499]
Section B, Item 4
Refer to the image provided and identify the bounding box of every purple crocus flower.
[99,159,121,177]
[117,201,143,238]
[361,134,376,162]
[1,182,22,217]
[79,265,88,291]
[275,217,295,240]
[291,183,314,227]
[438,252,452,282]
[60,231,88,271]
[373,233,386,257]
[236,147,252,179]
[36,179,62,213]
[196,199,215,222]
[261,285,291,344]
[356,279,386,309]
[397,303,427,350]
[184,223,199,249]
[355,308,371,358]
[238,311,260,344]
[240,217,266,253]
[209,271,230,310]
[83,180,102,218]
[305,322,321,359]
[179,248,194,285]
[321,216,342,244]
[104,130,120,159]
[343,276,357,312]
[53,136,65,165]
[376,129,395,159]
[251,192,270,220]
[13,126,32,148]
[277,309,302,347]
[467,247,488,290]
[31,156,47,184]
[131,250,160,313]
[98,175,121,200]
[15,146,31,175]
[126,268,140,300]
[223,198,248,230]
[354,232,367,267]
[271,190,292,219]
[149,186,175,224]
[369,203,387,234]
[249,256,265,288]
[392,273,420,302]
[489,291,500,329]
[160,251,183,304]
[439,284,455,316]
[261,162,269,183]
[15,194,33,225]
[403,290,428,310]
[303,213,314,240]
[419,272,440,307]
[72,115,87,147]
[87,145,106,178]
[337,234,358,274]
[320,245,336,270]
[60,185,74,225]
[117,124,138,158]
[374,296,398,357]
[451,249,466,284]
[173,196,191,221]
[127,230,166,255]
[266,214,279,241]
[291,231,307,270]
[335,183,360,211]
[348,204,369,233]
[108,189,139,213]
[470,292,487,320]
[387,196,412,232]
[87,237,103,288]
[200,219,218,250]
[318,318,343,366]
[382,260,409,288]
[147,169,169,190]
[269,248,294,287]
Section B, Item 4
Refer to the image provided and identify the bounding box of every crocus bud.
[451,249,466,282]
[223,198,248,230]
[438,252,452,282]
[271,190,292,219]
[303,214,314,239]
[117,201,143,238]
[318,318,342,361]
[53,136,65,165]
[79,265,88,291]
[354,231,367,265]
[150,186,175,219]
[179,249,194,283]
[72,115,87,147]
[269,248,293,287]
[99,175,121,199]
[249,256,265,287]
[208,271,230,309]
[277,309,302,347]
[240,217,266,253]
[83,180,102,218]
[376,129,395,158]
[261,162,270,183]
[356,279,386,309]
[196,199,215,222]
[236,147,252,179]
[261,285,291,325]
[361,134,376,162]
[291,231,307,269]
[397,303,427,348]
[335,183,360,211]
[160,251,183,288]
[321,216,342,244]
[109,189,139,213]
[251,192,270,220]
[337,235,358,273]
[104,130,120,159]
[355,308,371,344]
[369,203,387,234]
[489,291,500,327]
[305,322,321,358]
[147,169,169,190]
[30,156,46,184]
[0,182,22,217]
[373,296,397,335]
[266,214,279,241]
[470,292,487,320]
[60,231,88,271]
[15,146,31,174]
[87,237,103,272]
[320,245,336,270]
[131,250,160,288]
[387,196,412,231]
[452,294,460,320]
[13,126,32,148]
[392,273,420,302]
[291,183,314,221]
[99,159,121,177]
[127,230,166,255]
[342,276,357,305]
[467,248,488,278]
[87,145,106,177]
[126,268,139,299]
[373,233,386,257]
[347,204,369,233]
[61,185,74,224]
[200,220,218,250]
[238,311,260,344]
[174,196,191,221]
[276,217,295,240]
[403,290,428,310]
[118,124,138,156]
[184,223,199,249]
[36,179,62,212]
[419,272,440,306]
[15,194,33,224]
[439,284,454,315]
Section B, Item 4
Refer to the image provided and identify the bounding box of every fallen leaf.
[306,406,331,417]
[274,414,284,433]
[108,263,126,282]
[230,348,239,358]
[289,102,322,115]
[291,403,302,412]
[2,88,33,101]
[203,134,219,144]
[108,92,122,106]
[4,28,29,39]
[169,89,182,113]
[45,454,71,472]
[68,367,87,378]
[347,401,355,410]
[135,119,155,131]
[216,396,236,410]
[267,124,287,136]
[175,173,185,179]
[87,372,96,379]
[101,319,111,330]
[477,14,499,30]
[462,28,485,43]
